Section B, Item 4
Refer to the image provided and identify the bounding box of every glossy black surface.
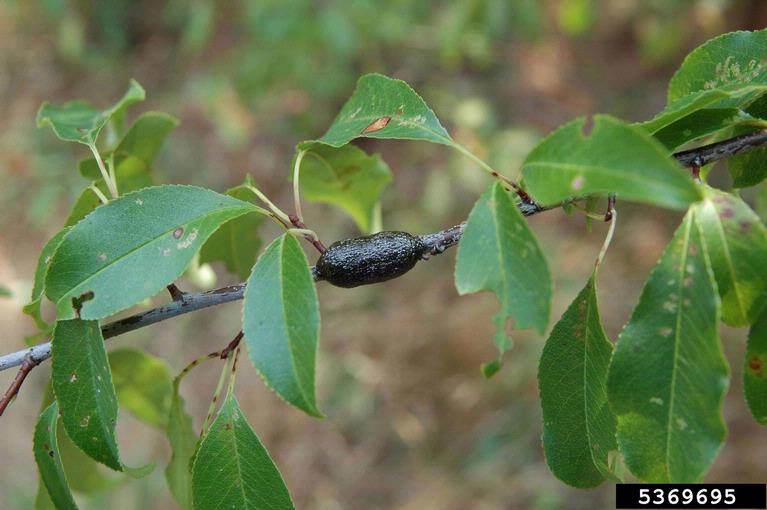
[315,231,425,288]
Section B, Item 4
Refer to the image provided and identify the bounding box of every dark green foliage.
[22,27,767,504]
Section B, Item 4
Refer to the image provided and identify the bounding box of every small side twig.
[605,194,616,222]
[219,330,244,360]
[289,214,327,254]
[167,283,186,302]
[420,223,466,256]
[0,353,41,416]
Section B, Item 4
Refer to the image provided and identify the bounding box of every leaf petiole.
[451,142,533,202]
[292,149,308,223]
[89,184,110,205]
[245,184,292,226]
[88,143,119,199]
[595,209,617,271]
[106,154,119,197]
[201,356,232,437]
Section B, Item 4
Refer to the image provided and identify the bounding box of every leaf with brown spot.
[361,116,391,134]
[46,185,265,320]
[695,186,767,326]
[607,211,728,482]
[52,319,122,471]
[522,115,701,209]
[539,273,615,487]
[745,309,767,424]
[312,74,453,147]
[34,402,79,510]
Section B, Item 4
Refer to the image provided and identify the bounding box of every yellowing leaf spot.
[571,176,585,191]
[347,106,362,120]
[650,397,664,405]
[70,373,77,383]
[177,228,199,249]
[135,198,143,206]
[362,116,391,134]
[98,253,107,262]
[80,415,90,428]
[676,418,688,430]
[659,327,672,337]
[704,57,764,90]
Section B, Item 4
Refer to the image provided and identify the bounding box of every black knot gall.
[315,231,425,288]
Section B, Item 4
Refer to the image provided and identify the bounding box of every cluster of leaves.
[24,28,767,508]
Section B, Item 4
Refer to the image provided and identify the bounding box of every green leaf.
[165,381,197,510]
[192,393,295,510]
[745,309,767,424]
[52,319,121,470]
[649,107,755,150]
[743,312,767,425]
[46,185,262,320]
[243,234,321,416]
[37,80,145,145]
[455,182,551,359]
[0,285,10,298]
[79,112,179,181]
[639,86,767,149]
[607,211,728,482]
[293,143,392,233]
[724,123,767,188]
[538,274,616,488]
[35,484,56,510]
[728,144,767,188]
[641,89,735,134]
[668,29,767,105]
[34,402,79,510]
[58,427,119,493]
[64,185,108,228]
[695,187,767,326]
[24,228,71,329]
[35,381,119,498]
[85,112,178,175]
[192,394,294,510]
[315,73,452,147]
[109,348,173,428]
[199,176,265,279]
[521,115,701,209]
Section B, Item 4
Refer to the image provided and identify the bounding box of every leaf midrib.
[581,280,602,475]
[665,215,693,481]
[226,405,250,509]
[277,238,313,412]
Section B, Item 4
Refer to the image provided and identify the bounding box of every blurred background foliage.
[1,1,767,509]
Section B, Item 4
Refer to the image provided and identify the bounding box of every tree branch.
[0,353,41,416]
[673,129,767,167]
[0,128,765,399]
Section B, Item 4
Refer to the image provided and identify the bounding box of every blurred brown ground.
[1,1,766,509]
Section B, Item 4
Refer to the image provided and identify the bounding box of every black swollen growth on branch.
[0,128,765,377]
